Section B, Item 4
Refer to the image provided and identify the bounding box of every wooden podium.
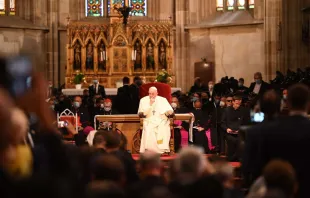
[95,114,194,154]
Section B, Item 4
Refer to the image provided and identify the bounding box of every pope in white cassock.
[138,87,173,154]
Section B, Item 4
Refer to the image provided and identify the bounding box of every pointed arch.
[112,34,128,46]
[144,36,155,46]
[96,32,109,47]
[72,37,84,47]
[132,37,143,46]
[85,32,96,46]
[156,33,168,46]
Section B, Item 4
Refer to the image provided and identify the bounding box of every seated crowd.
[3,69,306,198]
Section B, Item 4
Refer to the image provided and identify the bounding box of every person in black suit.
[115,77,132,114]
[71,96,91,128]
[221,94,250,161]
[128,76,142,114]
[243,84,310,198]
[236,78,248,93]
[248,72,271,97]
[88,76,106,98]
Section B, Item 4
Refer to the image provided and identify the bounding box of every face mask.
[100,104,105,109]
[209,85,214,89]
[171,102,177,109]
[50,105,55,110]
[283,95,287,100]
[104,107,111,112]
[49,84,53,88]
[191,97,199,102]
[255,79,262,84]
[215,99,220,104]
[93,80,98,84]
[5,145,33,179]
[74,102,80,108]
[238,83,243,87]
[220,101,225,107]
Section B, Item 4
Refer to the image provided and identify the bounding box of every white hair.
[149,86,158,92]
[174,146,212,183]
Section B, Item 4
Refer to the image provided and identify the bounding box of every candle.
[132,50,134,60]
[134,50,137,60]
[105,51,108,60]
[100,51,104,61]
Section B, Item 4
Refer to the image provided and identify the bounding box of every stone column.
[175,0,190,91]
[264,0,283,81]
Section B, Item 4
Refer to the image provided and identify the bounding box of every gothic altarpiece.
[66,17,174,88]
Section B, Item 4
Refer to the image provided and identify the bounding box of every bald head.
[149,87,158,100]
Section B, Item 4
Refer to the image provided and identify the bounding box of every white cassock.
[138,96,173,154]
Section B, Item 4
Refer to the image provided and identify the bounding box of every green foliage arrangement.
[73,73,85,84]
[156,69,172,83]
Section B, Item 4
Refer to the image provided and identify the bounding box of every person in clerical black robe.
[93,98,119,130]
[191,99,210,154]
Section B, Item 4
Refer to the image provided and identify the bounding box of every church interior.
[1,0,310,197]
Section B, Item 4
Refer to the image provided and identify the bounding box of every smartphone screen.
[6,56,32,97]
[252,112,264,122]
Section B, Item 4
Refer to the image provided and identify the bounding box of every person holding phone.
[221,94,251,161]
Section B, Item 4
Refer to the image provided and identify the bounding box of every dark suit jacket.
[115,85,133,114]
[248,81,270,96]
[88,84,106,98]
[71,106,91,128]
[129,84,140,114]
[127,176,167,198]
[243,115,310,198]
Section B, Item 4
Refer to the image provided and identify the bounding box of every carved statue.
[98,43,106,71]
[158,42,167,70]
[74,43,81,70]
[134,41,142,71]
[146,42,155,70]
[86,43,94,70]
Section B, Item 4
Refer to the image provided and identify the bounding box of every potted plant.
[156,69,172,84]
[73,72,85,89]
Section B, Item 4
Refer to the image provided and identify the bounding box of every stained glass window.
[107,0,125,15]
[237,0,245,10]
[0,0,5,15]
[227,0,234,11]
[249,0,254,9]
[86,0,104,17]
[129,0,147,16]
[10,0,15,15]
[216,0,224,11]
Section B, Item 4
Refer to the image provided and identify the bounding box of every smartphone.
[250,110,264,123]
[58,121,69,135]
[0,56,33,97]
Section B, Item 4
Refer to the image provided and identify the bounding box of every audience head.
[175,146,213,184]
[93,76,99,84]
[134,76,142,86]
[232,94,242,108]
[208,81,214,89]
[226,95,233,107]
[194,77,202,86]
[287,83,310,112]
[91,154,125,185]
[103,98,112,112]
[220,96,226,107]
[122,76,130,85]
[171,96,179,109]
[48,80,53,88]
[260,90,281,119]
[139,150,161,176]
[263,159,297,197]
[193,99,202,109]
[149,87,158,100]
[119,133,128,151]
[73,96,82,109]
[238,78,244,87]
[254,72,263,84]
[85,181,125,198]
[83,89,89,96]
[208,156,234,188]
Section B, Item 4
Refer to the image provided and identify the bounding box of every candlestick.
[100,51,104,61]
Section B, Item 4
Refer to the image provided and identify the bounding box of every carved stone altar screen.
[66,17,174,88]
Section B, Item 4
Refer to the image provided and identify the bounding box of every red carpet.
[131,154,241,168]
